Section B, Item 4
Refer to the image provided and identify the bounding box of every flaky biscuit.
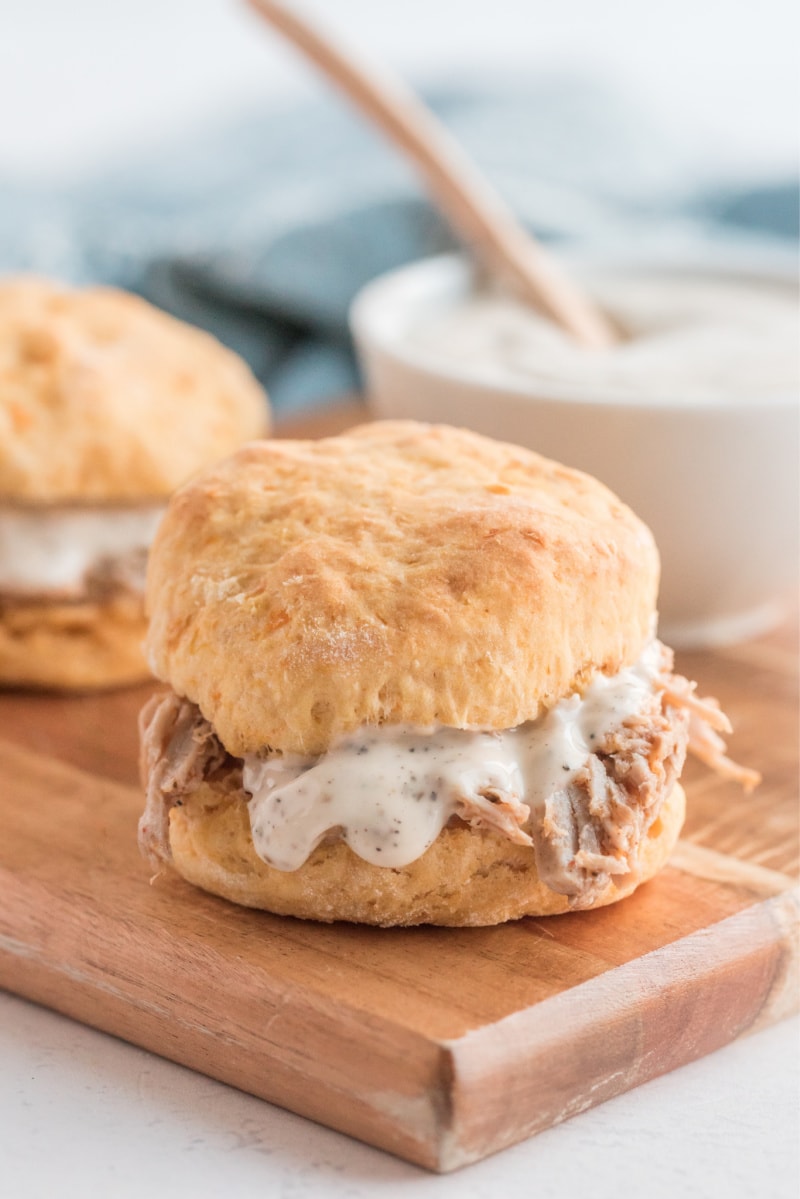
[0,276,269,500]
[0,593,149,689]
[165,777,685,926]
[146,421,660,756]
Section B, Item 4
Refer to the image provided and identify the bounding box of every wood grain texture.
[1,406,797,1171]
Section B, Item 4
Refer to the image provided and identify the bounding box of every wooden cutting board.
[1,405,798,1173]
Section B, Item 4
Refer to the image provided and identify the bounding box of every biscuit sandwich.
[138,421,757,926]
[0,276,269,689]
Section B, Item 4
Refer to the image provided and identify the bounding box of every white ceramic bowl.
[351,254,799,647]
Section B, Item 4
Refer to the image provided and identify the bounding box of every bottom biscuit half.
[0,593,150,690]
[164,780,686,927]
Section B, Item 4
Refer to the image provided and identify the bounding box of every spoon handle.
[246,0,618,348]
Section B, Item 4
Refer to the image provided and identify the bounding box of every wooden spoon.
[246,0,618,349]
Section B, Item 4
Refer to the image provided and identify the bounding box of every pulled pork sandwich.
[138,421,757,925]
[0,277,269,689]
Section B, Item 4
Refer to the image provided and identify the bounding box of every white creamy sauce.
[410,274,799,401]
[244,642,661,871]
[0,504,164,596]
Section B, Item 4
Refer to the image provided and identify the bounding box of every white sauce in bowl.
[409,274,799,402]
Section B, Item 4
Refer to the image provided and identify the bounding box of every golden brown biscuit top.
[146,421,660,755]
[0,276,269,500]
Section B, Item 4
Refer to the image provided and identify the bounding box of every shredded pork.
[662,670,761,790]
[532,697,688,906]
[138,692,229,869]
[453,785,534,846]
[138,642,757,903]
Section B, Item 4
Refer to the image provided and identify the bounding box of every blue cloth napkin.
[1,79,796,412]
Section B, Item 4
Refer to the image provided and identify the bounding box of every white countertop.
[2,992,797,1198]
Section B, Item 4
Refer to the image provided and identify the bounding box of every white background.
[0,0,798,179]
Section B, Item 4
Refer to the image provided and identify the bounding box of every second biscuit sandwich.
[139,421,756,926]
[0,277,269,689]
